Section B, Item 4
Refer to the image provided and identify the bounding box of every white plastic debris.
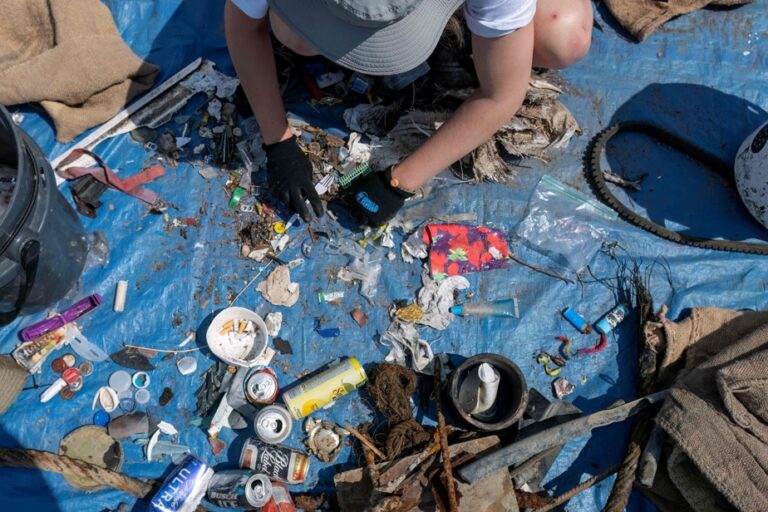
[380,320,433,372]
[158,421,179,436]
[180,61,239,98]
[92,386,119,413]
[114,280,128,312]
[264,312,283,337]
[416,274,470,330]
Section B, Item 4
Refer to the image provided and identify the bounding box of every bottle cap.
[134,388,151,405]
[109,370,132,393]
[449,305,464,316]
[93,410,111,426]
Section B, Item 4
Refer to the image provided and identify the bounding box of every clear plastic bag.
[514,175,617,272]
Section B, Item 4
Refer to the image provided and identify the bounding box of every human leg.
[532,0,593,69]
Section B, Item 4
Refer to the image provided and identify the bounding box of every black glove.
[264,136,324,221]
[345,168,414,226]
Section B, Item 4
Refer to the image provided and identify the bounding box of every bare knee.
[533,0,592,69]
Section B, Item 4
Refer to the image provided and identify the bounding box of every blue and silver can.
[594,304,630,335]
[150,455,214,512]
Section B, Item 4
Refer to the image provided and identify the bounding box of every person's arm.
[391,24,535,191]
[224,1,322,219]
[224,0,290,144]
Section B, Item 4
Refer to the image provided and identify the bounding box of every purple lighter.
[20,294,103,341]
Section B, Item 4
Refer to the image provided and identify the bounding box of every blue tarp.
[1,1,767,510]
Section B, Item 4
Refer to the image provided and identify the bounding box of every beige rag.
[642,308,768,512]
[603,0,753,42]
[0,0,159,142]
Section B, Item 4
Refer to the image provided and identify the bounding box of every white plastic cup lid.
[109,370,132,393]
[134,388,151,405]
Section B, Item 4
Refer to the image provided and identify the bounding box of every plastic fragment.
[394,302,423,323]
[578,333,608,355]
[536,353,562,377]
[351,308,368,327]
[314,318,340,338]
[159,387,174,406]
[552,377,575,399]
[556,336,572,358]
[318,291,344,304]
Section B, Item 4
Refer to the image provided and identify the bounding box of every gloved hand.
[345,168,414,226]
[264,136,324,221]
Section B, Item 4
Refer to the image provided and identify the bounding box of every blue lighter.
[562,307,592,333]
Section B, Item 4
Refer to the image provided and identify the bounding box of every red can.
[261,482,296,512]
[244,368,279,405]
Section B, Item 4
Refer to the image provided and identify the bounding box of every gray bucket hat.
[267,0,464,76]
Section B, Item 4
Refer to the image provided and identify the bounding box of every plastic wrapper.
[514,175,617,272]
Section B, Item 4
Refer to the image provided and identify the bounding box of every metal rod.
[457,390,668,484]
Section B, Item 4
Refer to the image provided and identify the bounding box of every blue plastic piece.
[93,410,110,427]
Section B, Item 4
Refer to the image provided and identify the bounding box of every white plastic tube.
[114,280,128,312]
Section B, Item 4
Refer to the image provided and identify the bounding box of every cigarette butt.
[220,320,234,335]
[114,281,128,312]
[238,320,247,333]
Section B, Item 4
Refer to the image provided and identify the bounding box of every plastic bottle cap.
[78,361,94,376]
[62,354,76,368]
[449,305,464,316]
[132,371,150,389]
[93,410,111,427]
[134,388,151,405]
[119,397,136,413]
[273,222,286,234]
[109,370,132,393]
[51,358,67,373]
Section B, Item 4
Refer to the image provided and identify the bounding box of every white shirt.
[232,0,536,38]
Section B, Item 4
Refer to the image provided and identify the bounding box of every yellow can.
[282,358,367,419]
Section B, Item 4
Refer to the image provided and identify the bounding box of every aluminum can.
[594,303,630,335]
[255,405,293,444]
[150,455,214,512]
[239,437,310,484]
[281,358,367,419]
[262,482,297,512]
[206,471,271,509]
[245,368,279,405]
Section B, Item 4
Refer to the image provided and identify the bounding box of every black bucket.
[446,353,528,432]
[0,105,87,325]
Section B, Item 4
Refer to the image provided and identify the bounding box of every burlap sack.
[0,0,159,142]
[603,0,753,42]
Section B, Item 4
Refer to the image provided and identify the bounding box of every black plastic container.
[446,353,528,432]
[0,105,87,324]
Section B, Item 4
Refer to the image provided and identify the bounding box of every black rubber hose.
[586,121,768,255]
